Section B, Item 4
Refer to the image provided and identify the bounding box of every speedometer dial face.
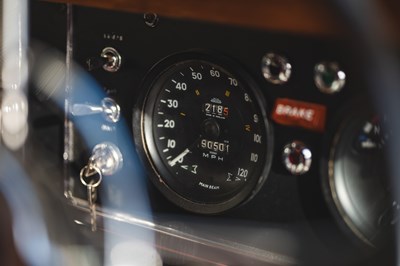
[139,53,272,213]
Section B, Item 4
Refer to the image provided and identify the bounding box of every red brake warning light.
[271,98,327,132]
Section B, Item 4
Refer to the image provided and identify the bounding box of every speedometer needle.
[168,148,191,167]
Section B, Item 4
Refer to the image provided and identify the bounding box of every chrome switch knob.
[282,141,312,175]
[90,142,123,176]
[71,97,121,123]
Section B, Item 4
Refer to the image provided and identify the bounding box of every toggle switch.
[86,47,122,72]
[71,97,121,123]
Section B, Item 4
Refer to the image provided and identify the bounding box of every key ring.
[80,164,103,188]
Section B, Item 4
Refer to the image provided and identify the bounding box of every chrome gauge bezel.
[323,102,393,248]
[134,51,273,214]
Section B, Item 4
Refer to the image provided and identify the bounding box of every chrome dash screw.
[261,53,292,85]
[144,13,159,28]
[314,62,346,94]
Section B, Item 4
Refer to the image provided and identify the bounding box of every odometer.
[136,53,273,214]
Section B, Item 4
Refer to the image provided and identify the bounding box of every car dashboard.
[0,0,398,265]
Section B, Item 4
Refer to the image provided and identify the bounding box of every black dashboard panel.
[69,5,362,212]
[29,2,395,265]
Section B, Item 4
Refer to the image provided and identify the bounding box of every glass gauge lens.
[139,55,272,213]
[329,111,394,246]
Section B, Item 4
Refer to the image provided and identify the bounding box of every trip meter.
[135,52,272,214]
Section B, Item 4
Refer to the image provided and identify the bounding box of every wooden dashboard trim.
[44,0,344,36]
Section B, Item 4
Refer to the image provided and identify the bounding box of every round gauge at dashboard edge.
[133,50,273,214]
[320,98,394,250]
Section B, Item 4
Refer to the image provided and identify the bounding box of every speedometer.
[135,52,273,214]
